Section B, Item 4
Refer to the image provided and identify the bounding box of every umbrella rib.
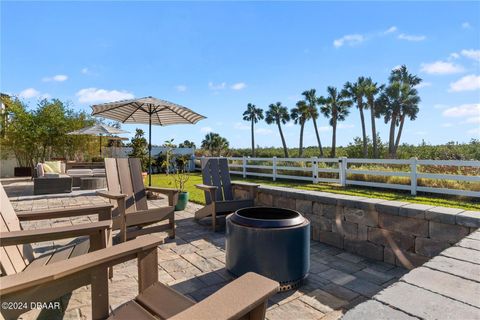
[92,101,139,115]
[156,111,163,125]
[164,106,197,123]
[122,102,144,123]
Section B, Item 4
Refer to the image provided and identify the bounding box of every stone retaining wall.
[235,185,480,269]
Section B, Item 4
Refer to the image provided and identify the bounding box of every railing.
[195,156,480,198]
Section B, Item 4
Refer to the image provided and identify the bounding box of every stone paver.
[342,300,417,320]
[2,182,407,319]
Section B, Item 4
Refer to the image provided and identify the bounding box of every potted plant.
[171,155,190,211]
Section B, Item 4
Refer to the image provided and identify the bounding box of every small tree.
[128,128,149,171]
[179,140,196,148]
[201,132,229,156]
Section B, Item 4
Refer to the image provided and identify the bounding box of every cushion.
[67,169,93,177]
[44,161,62,174]
[44,173,60,178]
[42,163,54,173]
[92,169,106,177]
[37,163,44,177]
[60,162,66,174]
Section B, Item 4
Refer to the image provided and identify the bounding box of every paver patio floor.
[4,182,407,320]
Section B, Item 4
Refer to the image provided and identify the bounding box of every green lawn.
[149,173,480,211]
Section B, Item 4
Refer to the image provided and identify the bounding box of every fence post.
[410,157,417,196]
[311,157,319,183]
[242,156,247,178]
[272,156,277,181]
[339,157,347,187]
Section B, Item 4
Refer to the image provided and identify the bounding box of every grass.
[149,172,480,211]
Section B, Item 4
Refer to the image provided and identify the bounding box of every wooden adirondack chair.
[195,158,259,230]
[1,235,279,320]
[0,183,112,277]
[97,158,179,242]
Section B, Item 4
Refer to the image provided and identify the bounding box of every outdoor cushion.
[44,173,60,178]
[60,162,66,174]
[67,169,93,177]
[44,161,62,174]
[92,168,106,176]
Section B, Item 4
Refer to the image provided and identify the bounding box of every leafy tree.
[363,78,384,158]
[290,101,311,157]
[302,89,324,156]
[179,140,196,148]
[343,77,368,158]
[201,132,229,156]
[242,103,264,157]
[379,65,422,158]
[265,102,290,158]
[319,87,352,157]
[128,128,149,171]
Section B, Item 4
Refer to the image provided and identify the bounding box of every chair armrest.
[231,181,260,188]
[0,220,112,246]
[195,184,218,191]
[96,190,127,200]
[16,204,113,221]
[170,272,279,320]
[145,187,179,206]
[0,235,162,296]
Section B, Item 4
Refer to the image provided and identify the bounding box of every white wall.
[0,152,19,178]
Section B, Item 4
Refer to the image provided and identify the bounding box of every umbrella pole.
[149,111,152,186]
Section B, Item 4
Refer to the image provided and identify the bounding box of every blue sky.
[2,1,479,148]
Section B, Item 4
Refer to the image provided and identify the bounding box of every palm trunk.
[370,99,378,158]
[311,117,324,157]
[251,119,255,157]
[388,113,397,158]
[359,106,368,158]
[394,113,406,155]
[277,121,289,158]
[299,121,305,157]
[331,120,337,158]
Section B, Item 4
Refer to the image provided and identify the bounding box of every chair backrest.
[201,158,233,205]
[104,158,148,214]
[0,184,34,275]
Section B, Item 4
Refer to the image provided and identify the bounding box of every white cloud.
[234,122,249,130]
[442,104,480,120]
[415,131,427,135]
[449,52,460,60]
[463,116,480,125]
[208,82,226,90]
[318,126,331,132]
[391,65,402,71]
[449,75,480,92]
[18,88,40,98]
[434,104,449,109]
[461,49,480,62]
[200,126,213,133]
[398,33,426,42]
[462,22,472,29]
[175,85,187,92]
[420,61,464,74]
[384,26,397,34]
[76,88,134,103]
[42,74,68,82]
[338,123,355,129]
[81,68,89,74]
[441,123,453,127]
[468,128,480,136]
[255,128,273,135]
[415,82,432,88]
[231,82,246,90]
[333,34,365,48]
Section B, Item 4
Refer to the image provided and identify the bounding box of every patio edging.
[232,185,480,269]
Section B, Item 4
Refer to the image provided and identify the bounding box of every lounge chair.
[0,235,278,320]
[0,182,112,276]
[98,158,178,242]
[195,158,259,230]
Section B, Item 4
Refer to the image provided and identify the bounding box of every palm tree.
[343,77,368,158]
[265,102,290,158]
[363,78,384,158]
[242,103,264,157]
[290,101,311,157]
[319,87,352,157]
[201,132,230,156]
[379,65,422,158]
[302,89,324,156]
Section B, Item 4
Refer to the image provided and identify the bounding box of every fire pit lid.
[231,207,306,228]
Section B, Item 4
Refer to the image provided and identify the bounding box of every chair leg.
[247,301,267,320]
[212,212,216,231]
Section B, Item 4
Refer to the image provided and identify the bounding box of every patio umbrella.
[67,123,129,155]
[91,96,206,186]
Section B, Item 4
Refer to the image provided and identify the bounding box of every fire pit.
[226,207,310,291]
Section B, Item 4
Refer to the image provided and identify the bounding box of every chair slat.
[0,247,16,275]
[0,215,27,274]
[116,158,136,214]
[47,245,75,265]
[129,158,148,211]
[105,158,122,212]
[208,159,224,201]
[69,238,90,258]
[218,158,233,201]
[201,158,213,205]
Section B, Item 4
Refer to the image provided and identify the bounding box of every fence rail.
[195,156,480,198]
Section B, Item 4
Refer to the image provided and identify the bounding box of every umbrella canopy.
[68,124,129,155]
[91,96,206,186]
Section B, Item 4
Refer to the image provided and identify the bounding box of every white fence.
[195,156,480,198]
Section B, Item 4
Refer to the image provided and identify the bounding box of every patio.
[3,180,407,320]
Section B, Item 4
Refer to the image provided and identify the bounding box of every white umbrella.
[91,96,206,186]
[68,123,129,155]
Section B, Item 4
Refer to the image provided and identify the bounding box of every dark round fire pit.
[226,207,310,291]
